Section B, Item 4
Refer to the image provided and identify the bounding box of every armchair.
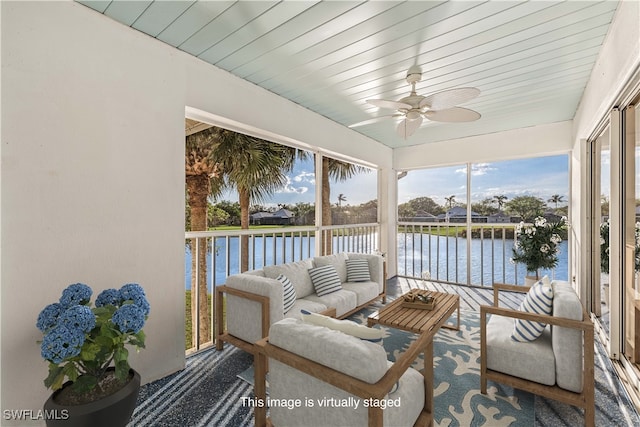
[254,318,430,427]
[480,281,595,427]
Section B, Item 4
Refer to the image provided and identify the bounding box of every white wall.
[571,0,640,300]
[0,1,392,419]
[1,2,186,421]
[393,120,573,170]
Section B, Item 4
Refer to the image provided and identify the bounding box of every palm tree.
[185,126,223,346]
[548,194,564,209]
[320,156,367,255]
[211,128,302,272]
[493,194,508,211]
[445,195,456,209]
[337,194,347,207]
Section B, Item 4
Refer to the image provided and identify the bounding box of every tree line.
[399,194,567,223]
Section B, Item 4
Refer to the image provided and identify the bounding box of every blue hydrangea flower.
[40,326,85,364]
[59,283,92,308]
[59,305,96,333]
[95,288,122,307]
[36,303,64,332]
[112,304,146,334]
[120,283,150,316]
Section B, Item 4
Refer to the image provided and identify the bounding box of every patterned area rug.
[239,308,535,427]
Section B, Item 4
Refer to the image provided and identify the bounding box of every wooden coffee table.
[367,289,460,333]
[367,290,460,427]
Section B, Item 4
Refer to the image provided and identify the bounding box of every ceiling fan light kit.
[350,66,481,139]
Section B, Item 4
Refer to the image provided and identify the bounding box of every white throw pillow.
[511,280,554,342]
[300,310,384,342]
[345,258,371,282]
[308,264,342,296]
[276,274,296,314]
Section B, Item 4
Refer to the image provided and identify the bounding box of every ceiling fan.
[350,66,481,139]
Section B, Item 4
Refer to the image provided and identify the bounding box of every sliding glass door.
[591,100,640,398]
[623,104,639,365]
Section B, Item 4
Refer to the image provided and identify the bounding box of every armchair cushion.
[487,314,556,385]
[552,281,585,392]
[308,264,343,296]
[270,318,388,383]
[512,280,554,342]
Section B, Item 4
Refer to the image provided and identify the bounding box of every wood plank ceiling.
[78,1,619,149]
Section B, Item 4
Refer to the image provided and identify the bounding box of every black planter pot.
[43,369,140,427]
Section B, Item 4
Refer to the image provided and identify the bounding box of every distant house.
[250,208,295,225]
[487,212,519,223]
[405,210,438,222]
[441,206,486,223]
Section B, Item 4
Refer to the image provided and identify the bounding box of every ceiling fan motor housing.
[406,65,422,84]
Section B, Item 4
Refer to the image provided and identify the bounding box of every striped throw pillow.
[276,274,296,314]
[308,264,342,296]
[346,258,371,282]
[511,281,554,342]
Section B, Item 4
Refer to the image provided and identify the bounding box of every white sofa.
[215,252,385,353]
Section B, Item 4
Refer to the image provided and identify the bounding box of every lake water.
[185,234,568,291]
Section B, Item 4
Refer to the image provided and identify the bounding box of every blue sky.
[399,154,570,207]
[216,154,570,209]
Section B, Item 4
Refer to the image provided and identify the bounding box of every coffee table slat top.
[367,290,459,334]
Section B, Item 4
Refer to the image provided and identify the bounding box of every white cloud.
[455,163,496,176]
[278,175,309,195]
[292,171,315,184]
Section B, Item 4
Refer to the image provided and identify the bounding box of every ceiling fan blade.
[367,98,412,110]
[396,116,423,139]
[424,107,481,123]
[419,87,480,110]
[349,114,402,128]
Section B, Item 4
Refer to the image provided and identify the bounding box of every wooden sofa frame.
[253,332,431,427]
[480,283,595,427]
[215,284,384,354]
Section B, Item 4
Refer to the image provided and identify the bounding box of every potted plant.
[511,216,568,284]
[37,283,149,427]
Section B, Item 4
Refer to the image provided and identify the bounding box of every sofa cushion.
[314,253,348,283]
[304,289,357,317]
[511,280,554,342]
[308,264,343,296]
[487,314,555,386]
[264,259,314,298]
[276,274,296,314]
[346,258,371,282]
[341,282,380,306]
[300,309,384,342]
[283,299,328,320]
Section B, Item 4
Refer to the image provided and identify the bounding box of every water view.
[185,233,569,290]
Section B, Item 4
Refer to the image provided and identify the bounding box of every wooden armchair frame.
[480,283,595,427]
[254,333,431,427]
